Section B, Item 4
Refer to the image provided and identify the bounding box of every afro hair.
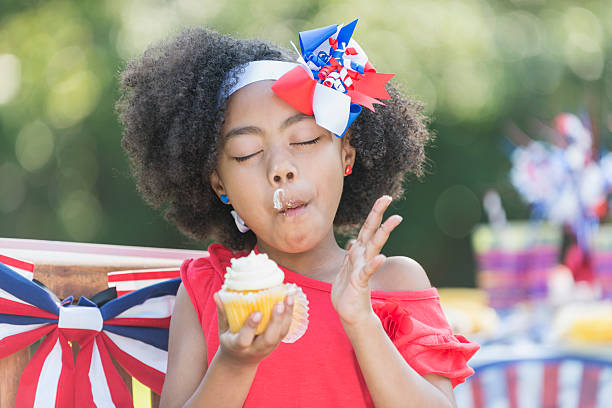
[116,27,432,251]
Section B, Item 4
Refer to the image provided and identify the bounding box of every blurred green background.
[1,0,611,287]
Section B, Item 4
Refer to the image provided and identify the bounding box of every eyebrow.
[223,113,314,140]
[223,125,262,140]
[279,113,314,131]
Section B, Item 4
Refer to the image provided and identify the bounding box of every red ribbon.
[272,64,394,117]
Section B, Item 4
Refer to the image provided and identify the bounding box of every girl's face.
[211,80,355,253]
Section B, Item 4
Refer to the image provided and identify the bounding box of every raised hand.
[331,195,403,326]
[213,293,294,366]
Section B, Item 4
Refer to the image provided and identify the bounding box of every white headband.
[224,60,299,97]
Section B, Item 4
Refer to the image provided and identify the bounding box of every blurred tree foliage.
[1,0,612,287]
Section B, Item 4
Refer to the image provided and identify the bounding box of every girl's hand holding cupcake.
[331,195,403,327]
[213,292,294,366]
[212,251,309,366]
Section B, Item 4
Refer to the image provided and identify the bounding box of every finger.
[347,243,366,273]
[358,254,386,287]
[365,215,403,261]
[214,293,229,333]
[236,311,261,348]
[333,256,348,288]
[279,295,295,338]
[344,239,356,250]
[336,252,352,282]
[357,195,392,244]
[261,301,287,345]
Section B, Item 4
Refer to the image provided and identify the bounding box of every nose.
[267,149,297,185]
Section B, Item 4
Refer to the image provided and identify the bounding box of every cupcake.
[217,251,309,343]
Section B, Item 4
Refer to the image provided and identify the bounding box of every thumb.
[214,292,229,333]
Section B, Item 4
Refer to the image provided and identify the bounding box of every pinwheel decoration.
[271,19,395,137]
[0,261,179,407]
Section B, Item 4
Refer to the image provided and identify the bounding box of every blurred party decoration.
[454,351,612,408]
[0,260,179,407]
[472,221,561,310]
[591,225,612,299]
[508,113,612,287]
[482,190,506,230]
[466,112,612,407]
[553,300,612,344]
[438,288,499,341]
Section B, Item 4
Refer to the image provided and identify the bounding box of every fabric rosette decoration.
[372,298,414,341]
[271,19,395,137]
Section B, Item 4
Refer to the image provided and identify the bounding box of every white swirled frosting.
[222,251,285,291]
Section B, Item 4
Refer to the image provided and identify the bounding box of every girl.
[116,22,478,408]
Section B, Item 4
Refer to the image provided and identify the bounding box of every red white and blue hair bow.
[272,19,395,137]
[0,261,179,408]
[223,19,394,137]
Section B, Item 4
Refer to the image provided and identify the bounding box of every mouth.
[278,201,308,216]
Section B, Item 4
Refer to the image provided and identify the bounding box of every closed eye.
[292,137,321,146]
[233,151,262,162]
[233,137,320,162]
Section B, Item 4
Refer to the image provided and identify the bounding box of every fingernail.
[252,312,262,322]
[287,295,294,306]
[378,195,391,208]
[276,302,285,314]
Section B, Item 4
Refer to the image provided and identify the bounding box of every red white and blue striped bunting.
[107,268,180,297]
[0,254,35,280]
[454,356,612,408]
[0,261,180,408]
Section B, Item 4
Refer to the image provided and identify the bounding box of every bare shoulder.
[370,256,432,291]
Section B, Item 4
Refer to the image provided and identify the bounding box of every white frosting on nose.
[223,251,284,291]
[58,306,103,332]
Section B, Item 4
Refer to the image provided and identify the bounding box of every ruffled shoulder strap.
[180,244,250,326]
[180,256,217,326]
[372,294,480,388]
[206,243,249,279]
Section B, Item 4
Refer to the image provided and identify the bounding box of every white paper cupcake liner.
[282,283,309,343]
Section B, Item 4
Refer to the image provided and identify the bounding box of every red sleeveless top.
[180,244,479,407]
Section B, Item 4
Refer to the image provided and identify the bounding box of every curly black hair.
[116,27,432,251]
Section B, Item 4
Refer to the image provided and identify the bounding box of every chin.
[274,228,321,254]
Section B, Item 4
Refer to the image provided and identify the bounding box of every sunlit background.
[2,0,612,287]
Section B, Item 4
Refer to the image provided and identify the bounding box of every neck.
[256,229,345,282]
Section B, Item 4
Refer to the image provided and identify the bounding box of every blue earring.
[220,194,229,204]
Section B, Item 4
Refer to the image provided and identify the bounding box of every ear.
[209,170,227,198]
[341,132,356,168]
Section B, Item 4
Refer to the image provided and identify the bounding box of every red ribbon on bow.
[272,63,394,116]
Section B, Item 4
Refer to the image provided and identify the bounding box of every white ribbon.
[312,83,351,136]
[58,305,103,332]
